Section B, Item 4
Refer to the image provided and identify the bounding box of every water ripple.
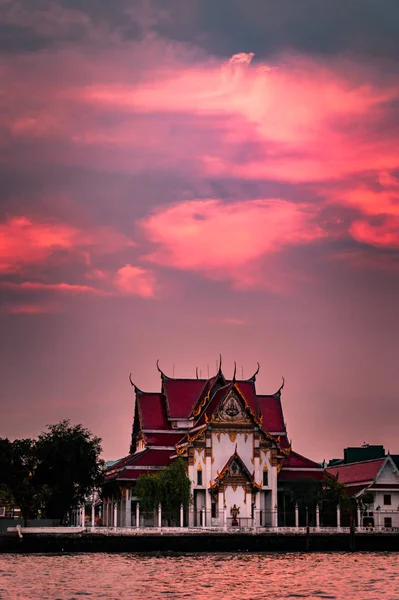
[0,552,398,599]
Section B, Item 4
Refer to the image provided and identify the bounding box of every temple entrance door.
[262,490,273,527]
[194,490,206,526]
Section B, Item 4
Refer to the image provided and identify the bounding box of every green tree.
[35,420,104,524]
[134,459,192,523]
[0,438,44,525]
[320,474,354,526]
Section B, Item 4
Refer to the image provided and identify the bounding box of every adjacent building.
[326,453,399,529]
[103,361,324,528]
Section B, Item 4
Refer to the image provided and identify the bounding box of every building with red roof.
[103,360,325,528]
[326,455,399,528]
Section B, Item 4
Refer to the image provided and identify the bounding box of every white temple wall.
[376,462,399,484]
[372,491,399,511]
[224,486,251,518]
[211,432,253,476]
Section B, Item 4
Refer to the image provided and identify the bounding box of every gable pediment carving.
[213,391,251,424]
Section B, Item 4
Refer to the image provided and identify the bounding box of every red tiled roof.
[190,376,217,417]
[282,451,323,470]
[104,448,173,482]
[138,393,169,430]
[105,454,131,472]
[279,435,290,449]
[232,381,257,414]
[278,470,326,482]
[326,458,385,485]
[129,448,173,467]
[163,379,207,419]
[117,468,161,480]
[144,432,185,447]
[344,484,369,497]
[257,395,285,433]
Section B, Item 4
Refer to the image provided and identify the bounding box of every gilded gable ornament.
[214,392,250,423]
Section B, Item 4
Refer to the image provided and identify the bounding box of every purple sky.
[1,0,399,462]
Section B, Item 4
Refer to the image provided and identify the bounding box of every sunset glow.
[1,0,398,462]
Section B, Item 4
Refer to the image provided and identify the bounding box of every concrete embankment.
[1,532,399,553]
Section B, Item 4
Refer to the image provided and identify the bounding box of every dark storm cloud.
[2,0,399,61]
[138,0,399,61]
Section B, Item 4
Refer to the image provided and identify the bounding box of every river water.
[0,552,398,599]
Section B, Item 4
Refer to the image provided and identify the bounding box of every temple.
[103,360,324,528]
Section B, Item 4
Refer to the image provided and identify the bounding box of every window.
[384,517,392,528]
[383,494,391,506]
[0,507,5,517]
[197,470,202,486]
[263,470,268,486]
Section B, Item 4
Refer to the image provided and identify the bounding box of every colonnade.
[72,499,360,530]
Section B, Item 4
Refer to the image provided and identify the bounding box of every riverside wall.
[1,531,399,553]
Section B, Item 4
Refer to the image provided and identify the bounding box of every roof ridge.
[327,457,385,469]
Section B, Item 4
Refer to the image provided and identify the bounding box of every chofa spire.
[246,362,260,382]
[217,353,223,376]
[274,376,285,396]
[128,373,144,395]
[156,359,171,380]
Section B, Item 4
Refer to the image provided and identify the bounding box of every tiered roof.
[106,362,324,484]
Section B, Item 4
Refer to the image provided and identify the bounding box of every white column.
[158,503,162,528]
[136,502,140,529]
[316,504,320,530]
[357,506,361,530]
[272,504,278,528]
[336,505,341,531]
[91,501,95,530]
[201,506,206,528]
[125,489,131,527]
[180,503,184,527]
[295,504,299,529]
[255,491,261,527]
[376,509,381,530]
[114,502,118,528]
[271,476,278,527]
[223,505,227,530]
[81,506,85,528]
[189,504,194,528]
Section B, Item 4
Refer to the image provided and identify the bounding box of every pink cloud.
[2,34,399,278]
[141,198,324,288]
[3,43,398,185]
[114,264,156,298]
[0,216,156,309]
[0,281,105,295]
[350,217,399,249]
[220,317,246,326]
[0,216,77,273]
[331,172,399,249]
[1,301,61,315]
[82,51,399,182]
[0,215,135,275]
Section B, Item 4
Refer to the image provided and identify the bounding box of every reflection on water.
[0,552,398,599]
